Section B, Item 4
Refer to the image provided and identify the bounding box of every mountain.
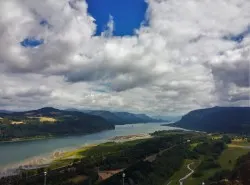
[0,110,12,114]
[88,111,164,125]
[87,110,122,124]
[0,107,114,141]
[169,107,250,133]
[152,115,180,122]
[114,112,160,124]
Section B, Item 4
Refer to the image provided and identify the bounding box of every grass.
[229,139,250,147]
[11,121,24,124]
[49,145,96,169]
[219,145,250,169]
[68,175,88,184]
[211,135,222,140]
[184,145,250,185]
[165,159,200,185]
[185,168,219,185]
[49,159,75,170]
[49,139,147,170]
[39,117,57,123]
[190,142,201,150]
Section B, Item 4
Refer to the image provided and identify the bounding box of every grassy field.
[11,121,24,124]
[39,116,57,123]
[185,168,219,185]
[190,142,201,150]
[49,145,96,169]
[211,135,222,140]
[219,145,250,169]
[229,139,250,147]
[184,143,250,185]
[165,159,200,185]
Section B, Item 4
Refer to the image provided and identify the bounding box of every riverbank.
[109,133,152,142]
[0,133,153,177]
[0,136,55,143]
[0,126,157,144]
[0,123,173,174]
[0,127,116,144]
[50,134,152,169]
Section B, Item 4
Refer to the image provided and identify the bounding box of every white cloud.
[0,0,249,115]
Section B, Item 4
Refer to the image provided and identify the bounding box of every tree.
[222,135,231,144]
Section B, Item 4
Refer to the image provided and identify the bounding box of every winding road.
[179,162,194,185]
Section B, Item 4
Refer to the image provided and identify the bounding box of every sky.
[0,0,249,116]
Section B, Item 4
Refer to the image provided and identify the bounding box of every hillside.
[210,151,250,185]
[82,110,164,125]
[169,107,250,133]
[0,107,114,141]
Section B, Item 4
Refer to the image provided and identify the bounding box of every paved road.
[179,162,194,185]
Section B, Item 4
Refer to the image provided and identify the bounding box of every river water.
[0,123,178,171]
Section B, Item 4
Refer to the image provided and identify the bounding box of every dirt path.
[179,162,194,185]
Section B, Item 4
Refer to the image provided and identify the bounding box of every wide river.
[0,123,178,171]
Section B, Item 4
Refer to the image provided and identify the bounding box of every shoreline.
[0,127,116,144]
[0,136,55,144]
[0,133,153,177]
[109,133,152,142]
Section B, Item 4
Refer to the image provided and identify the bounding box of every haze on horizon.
[0,0,249,116]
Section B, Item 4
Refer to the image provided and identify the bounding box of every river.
[0,123,178,172]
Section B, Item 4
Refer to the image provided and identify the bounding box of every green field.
[184,145,250,185]
[166,159,200,185]
[185,168,219,185]
[219,146,250,169]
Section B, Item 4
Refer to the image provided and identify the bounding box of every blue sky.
[20,38,44,47]
[21,0,148,47]
[86,0,148,36]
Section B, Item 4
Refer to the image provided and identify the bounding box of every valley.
[1,129,250,185]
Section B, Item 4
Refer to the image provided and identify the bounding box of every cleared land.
[219,147,250,169]
[11,121,24,125]
[39,117,57,123]
[166,160,199,185]
[184,142,250,185]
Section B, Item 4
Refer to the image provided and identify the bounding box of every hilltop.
[169,107,250,134]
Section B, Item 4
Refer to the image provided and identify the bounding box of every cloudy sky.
[0,0,249,115]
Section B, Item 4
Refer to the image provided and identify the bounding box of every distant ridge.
[1,107,165,125]
[0,110,13,114]
[0,107,115,141]
[169,107,250,133]
[64,108,166,125]
[74,110,165,125]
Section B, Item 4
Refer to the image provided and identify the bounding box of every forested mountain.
[0,107,114,141]
[170,107,250,133]
[0,110,13,114]
[80,110,164,125]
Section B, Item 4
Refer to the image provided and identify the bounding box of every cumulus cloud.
[0,0,249,115]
